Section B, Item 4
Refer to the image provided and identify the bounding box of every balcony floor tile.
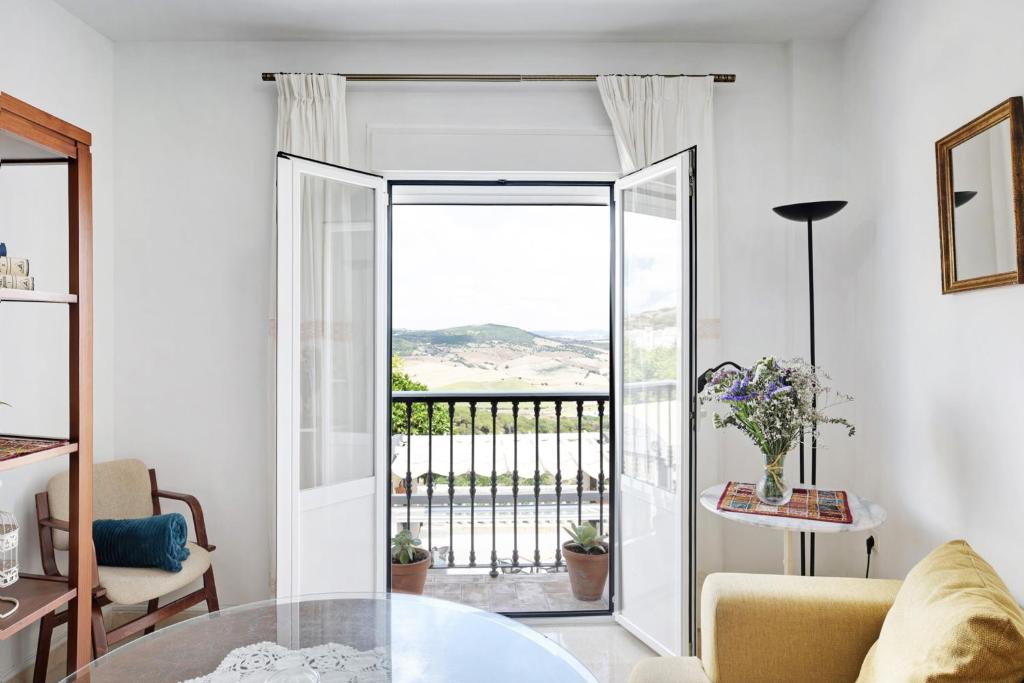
[423,571,608,613]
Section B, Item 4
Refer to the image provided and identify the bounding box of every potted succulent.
[562,521,609,601]
[391,529,430,595]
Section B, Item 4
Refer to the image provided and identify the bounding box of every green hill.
[392,323,544,354]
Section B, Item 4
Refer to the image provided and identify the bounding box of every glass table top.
[62,593,598,682]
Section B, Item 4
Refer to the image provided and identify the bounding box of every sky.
[392,204,610,334]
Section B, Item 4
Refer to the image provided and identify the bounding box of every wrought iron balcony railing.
[390,391,611,578]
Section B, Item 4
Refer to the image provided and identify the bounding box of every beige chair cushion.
[857,539,1024,683]
[629,656,710,683]
[98,543,211,605]
[48,458,154,550]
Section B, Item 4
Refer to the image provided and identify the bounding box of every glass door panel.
[614,150,693,656]
[277,154,388,597]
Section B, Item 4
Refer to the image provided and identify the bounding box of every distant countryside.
[393,323,609,392]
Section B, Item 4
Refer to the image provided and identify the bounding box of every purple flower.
[723,372,755,402]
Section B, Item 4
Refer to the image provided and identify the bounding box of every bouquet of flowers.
[699,356,854,504]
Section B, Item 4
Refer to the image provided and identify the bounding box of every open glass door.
[613,149,695,656]
[276,153,389,597]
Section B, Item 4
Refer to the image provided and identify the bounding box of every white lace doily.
[181,641,390,683]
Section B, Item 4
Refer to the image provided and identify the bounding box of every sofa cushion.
[857,539,1024,683]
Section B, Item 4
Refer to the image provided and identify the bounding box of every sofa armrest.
[701,573,902,683]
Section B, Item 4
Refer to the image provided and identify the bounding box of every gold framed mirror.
[936,96,1024,294]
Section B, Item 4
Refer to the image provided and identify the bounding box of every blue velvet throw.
[93,513,191,572]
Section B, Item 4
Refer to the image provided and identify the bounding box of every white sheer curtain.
[598,73,720,354]
[276,74,349,165]
[598,74,724,570]
[275,74,358,490]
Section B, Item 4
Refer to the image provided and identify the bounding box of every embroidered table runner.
[0,436,68,462]
[181,642,390,682]
[717,481,853,524]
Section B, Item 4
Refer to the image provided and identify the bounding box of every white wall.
[112,39,813,605]
[0,0,114,675]
[837,0,1024,599]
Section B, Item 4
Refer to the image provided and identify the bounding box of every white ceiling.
[54,0,872,43]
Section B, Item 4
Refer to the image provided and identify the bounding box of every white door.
[276,153,389,597]
[613,150,695,656]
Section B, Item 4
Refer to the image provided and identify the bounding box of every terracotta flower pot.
[391,550,431,595]
[563,541,609,601]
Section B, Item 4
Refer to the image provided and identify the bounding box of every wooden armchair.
[33,459,219,682]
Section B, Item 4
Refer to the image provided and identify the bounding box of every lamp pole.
[771,200,847,576]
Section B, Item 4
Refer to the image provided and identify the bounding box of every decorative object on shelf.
[390,528,429,595]
[562,521,609,601]
[716,481,852,523]
[699,357,854,506]
[0,275,34,290]
[181,641,390,683]
[936,96,1024,294]
[772,199,847,574]
[0,507,18,619]
[0,253,34,290]
[0,255,29,276]
[0,436,69,462]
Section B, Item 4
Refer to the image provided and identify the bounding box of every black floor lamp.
[771,199,847,576]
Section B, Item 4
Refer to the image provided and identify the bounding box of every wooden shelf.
[0,289,77,304]
[0,436,77,472]
[0,575,75,640]
[2,90,94,674]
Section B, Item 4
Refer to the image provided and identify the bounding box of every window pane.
[299,175,375,490]
[621,171,681,492]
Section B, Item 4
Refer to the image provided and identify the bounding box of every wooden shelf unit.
[0,92,94,675]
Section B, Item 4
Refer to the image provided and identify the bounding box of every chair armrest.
[38,517,69,532]
[701,573,902,683]
[153,489,216,551]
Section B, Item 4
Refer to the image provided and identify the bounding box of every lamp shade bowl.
[772,200,848,223]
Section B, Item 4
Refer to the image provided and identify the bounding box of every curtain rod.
[261,72,736,83]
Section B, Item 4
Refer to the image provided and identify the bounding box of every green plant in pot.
[391,529,430,595]
[562,521,609,601]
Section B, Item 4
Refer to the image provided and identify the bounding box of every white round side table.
[699,483,887,575]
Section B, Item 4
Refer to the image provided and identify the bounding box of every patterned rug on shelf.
[181,642,390,682]
[0,436,68,461]
[717,481,852,524]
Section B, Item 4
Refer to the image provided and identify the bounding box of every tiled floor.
[531,620,657,683]
[423,571,655,682]
[423,570,609,612]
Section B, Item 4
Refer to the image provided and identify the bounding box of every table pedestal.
[783,530,796,575]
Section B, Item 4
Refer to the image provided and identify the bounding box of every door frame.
[276,151,390,598]
[385,178,617,614]
[611,147,699,655]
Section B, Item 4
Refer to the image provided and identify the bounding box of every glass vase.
[756,450,792,506]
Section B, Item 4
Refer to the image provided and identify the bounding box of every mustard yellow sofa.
[631,541,1024,683]
[630,573,902,683]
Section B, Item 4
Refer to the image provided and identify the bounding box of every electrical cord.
[865,535,875,578]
